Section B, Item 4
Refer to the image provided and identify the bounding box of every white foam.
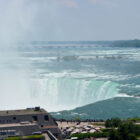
[117,93,134,98]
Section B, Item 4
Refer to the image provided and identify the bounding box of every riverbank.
[56,117,140,140]
[57,121,105,139]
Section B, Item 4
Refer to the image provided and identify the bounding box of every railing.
[46,131,58,140]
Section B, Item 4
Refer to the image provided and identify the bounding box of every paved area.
[43,133,51,140]
[57,121,105,129]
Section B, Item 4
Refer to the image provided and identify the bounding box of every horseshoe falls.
[30,78,119,111]
[1,41,140,113]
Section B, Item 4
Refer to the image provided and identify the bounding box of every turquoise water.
[30,77,120,110]
[18,42,140,111]
[1,42,140,112]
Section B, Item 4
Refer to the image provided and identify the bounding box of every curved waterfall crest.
[30,77,120,111]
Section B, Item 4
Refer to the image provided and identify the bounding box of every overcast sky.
[0,0,140,41]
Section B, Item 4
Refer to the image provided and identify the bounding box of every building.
[0,107,61,139]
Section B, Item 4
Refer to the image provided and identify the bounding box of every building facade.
[0,107,61,139]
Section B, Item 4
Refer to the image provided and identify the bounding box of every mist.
[0,0,42,110]
[0,0,65,110]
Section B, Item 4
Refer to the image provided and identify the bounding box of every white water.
[29,77,120,111]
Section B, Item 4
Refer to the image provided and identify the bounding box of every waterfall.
[30,77,120,111]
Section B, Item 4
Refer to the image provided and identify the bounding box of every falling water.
[29,77,120,111]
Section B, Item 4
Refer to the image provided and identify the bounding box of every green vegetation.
[92,122,105,126]
[71,132,109,139]
[101,128,112,133]
[105,118,122,128]
[127,117,140,122]
[5,137,22,140]
[4,135,45,140]
[108,122,138,140]
[71,117,140,140]
[105,118,140,140]
[25,135,45,139]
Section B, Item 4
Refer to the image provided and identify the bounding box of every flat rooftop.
[0,107,48,116]
[0,122,37,128]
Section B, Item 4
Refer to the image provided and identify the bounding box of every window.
[44,115,49,121]
[13,117,16,120]
[32,116,38,121]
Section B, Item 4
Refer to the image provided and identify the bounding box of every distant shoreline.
[18,39,140,48]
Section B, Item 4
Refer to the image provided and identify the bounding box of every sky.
[0,0,140,41]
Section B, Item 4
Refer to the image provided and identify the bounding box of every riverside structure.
[0,107,61,139]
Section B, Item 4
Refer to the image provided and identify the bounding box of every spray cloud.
[0,0,43,110]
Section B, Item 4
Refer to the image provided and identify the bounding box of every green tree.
[118,123,129,140]
[108,121,138,140]
[127,133,136,140]
[112,118,121,127]
[108,129,120,140]
[118,122,138,140]
[105,119,112,128]
[105,118,122,128]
